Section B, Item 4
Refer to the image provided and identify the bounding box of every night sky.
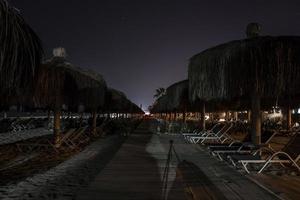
[11,0,300,111]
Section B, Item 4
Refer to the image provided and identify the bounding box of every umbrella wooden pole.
[251,92,261,145]
[47,110,51,121]
[54,109,61,148]
[200,103,206,130]
[247,110,251,123]
[79,112,83,127]
[286,107,292,130]
[92,111,97,136]
[225,111,230,121]
[234,112,238,121]
[183,110,186,124]
[210,113,214,122]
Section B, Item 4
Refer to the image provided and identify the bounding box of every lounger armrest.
[252,146,275,156]
[229,140,242,146]
[241,142,267,149]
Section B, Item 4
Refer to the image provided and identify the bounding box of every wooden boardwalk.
[76,120,279,200]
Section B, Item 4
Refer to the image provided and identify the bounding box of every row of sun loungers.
[228,133,300,173]
[0,128,52,146]
[0,117,142,158]
[183,123,233,144]
[0,118,47,134]
[17,126,96,153]
[15,117,140,154]
[182,122,300,174]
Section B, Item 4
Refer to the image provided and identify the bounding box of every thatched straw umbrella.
[77,71,107,135]
[105,88,143,117]
[189,31,300,144]
[34,48,107,145]
[0,0,43,108]
[150,80,191,122]
[165,80,190,122]
[150,94,169,118]
[127,101,144,115]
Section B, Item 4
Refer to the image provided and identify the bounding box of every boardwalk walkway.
[76,119,279,200]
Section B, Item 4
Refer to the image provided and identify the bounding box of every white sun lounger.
[228,133,300,173]
[189,123,233,144]
[209,131,277,160]
[182,123,220,139]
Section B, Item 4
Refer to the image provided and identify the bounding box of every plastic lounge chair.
[65,126,89,149]
[95,118,111,137]
[209,130,277,160]
[228,133,300,173]
[185,124,226,143]
[183,123,220,139]
[17,128,76,153]
[189,123,233,144]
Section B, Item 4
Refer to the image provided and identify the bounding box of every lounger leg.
[192,138,198,144]
[259,153,300,173]
[228,156,236,167]
[217,153,223,161]
[241,162,250,173]
[190,138,194,143]
[258,160,272,173]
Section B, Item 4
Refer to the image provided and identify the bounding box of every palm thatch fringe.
[33,57,106,111]
[151,80,190,113]
[105,88,143,114]
[0,0,43,106]
[189,36,300,108]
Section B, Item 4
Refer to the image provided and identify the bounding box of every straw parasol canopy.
[77,70,107,112]
[150,80,190,113]
[105,88,143,114]
[150,94,169,113]
[189,33,300,143]
[189,36,300,109]
[0,0,43,107]
[129,102,144,114]
[165,80,190,112]
[34,49,107,111]
[33,48,107,144]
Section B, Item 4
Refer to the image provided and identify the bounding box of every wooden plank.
[77,120,283,200]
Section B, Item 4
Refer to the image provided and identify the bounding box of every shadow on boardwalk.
[76,120,180,200]
[77,120,227,200]
[173,160,228,200]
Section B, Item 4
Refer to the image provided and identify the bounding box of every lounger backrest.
[282,133,300,160]
[212,123,226,135]
[222,123,233,135]
[261,130,277,144]
[60,128,76,142]
[71,126,88,141]
[209,123,220,132]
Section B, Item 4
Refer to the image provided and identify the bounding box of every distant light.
[144,111,150,115]
[219,119,225,122]
[298,108,300,114]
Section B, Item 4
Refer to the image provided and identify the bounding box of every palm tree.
[154,88,166,99]
[0,0,43,106]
